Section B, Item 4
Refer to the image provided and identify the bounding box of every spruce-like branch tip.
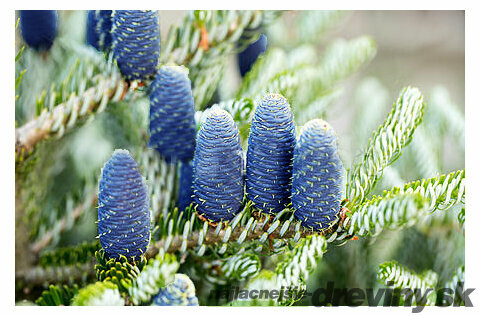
[292,119,343,231]
[97,149,151,260]
[148,64,196,162]
[178,161,194,211]
[246,93,296,214]
[377,260,438,306]
[112,10,160,81]
[238,33,268,77]
[20,10,58,52]
[346,86,425,206]
[153,274,199,306]
[193,109,244,223]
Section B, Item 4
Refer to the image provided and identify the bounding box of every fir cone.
[98,10,113,52]
[178,160,194,211]
[246,93,296,214]
[97,149,151,260]
[148,65,196,162]
[292,119,343,231]
[193,109,244,223]
[86,11,100,50]
[152,274,199,306]
[86,11,113,52]
[112,10,160,81]
[20,10,58,51]
[238,33,267,77]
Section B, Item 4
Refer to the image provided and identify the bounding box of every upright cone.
[292,119,343,231]
[97,149,151,260]
[193,109,244,223]
[246,93,296,214]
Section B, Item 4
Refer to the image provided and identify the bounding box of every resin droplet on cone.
[112,10,160,81]
[246,93,296,214]
[97,149,151,260]
[193,109,244,223]
[292,119,343,231]
[149,65,196,162]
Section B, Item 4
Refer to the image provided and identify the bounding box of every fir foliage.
[14,10,465,307]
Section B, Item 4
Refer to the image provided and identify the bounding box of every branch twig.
[30,193,98,255]
[15,74,127,161]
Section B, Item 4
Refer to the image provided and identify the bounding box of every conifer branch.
[382,169,465,212]
[16,262,95,287]
[378,261,438,306]
[30,192,97,255]
[443,265,465,305]
[147,204,337,257]
[128,253,179,305]
[15,71,128,162]
[274,235,327,295]
[344,193,427,237]
[346,87,425,207]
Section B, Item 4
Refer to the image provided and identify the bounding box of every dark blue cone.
[292,119,343,231]
[112,10,160,81]
[148,65,196,162]
[238,33,267,77]
[153,274,199,306]
[246,94,296,214]
[98,10,113,51]
[20,10,58,51]
[86,10,112,52]
[193,109,244,223]
[178,160,194,211]
[86,11,100,50]
[97,149,151,260]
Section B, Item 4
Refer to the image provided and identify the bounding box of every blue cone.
[178,160,194,211]
[148,65,196,162]
[86,11,100,50]
[112,10,160,81]
[246,93,296,214]
[238,33,267,77]
[97,149,151,260]
[98,10,113,52]
[153,274,199,306]
[20,10,58,51]
[292,119,343,231]
[193,109,244,223]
